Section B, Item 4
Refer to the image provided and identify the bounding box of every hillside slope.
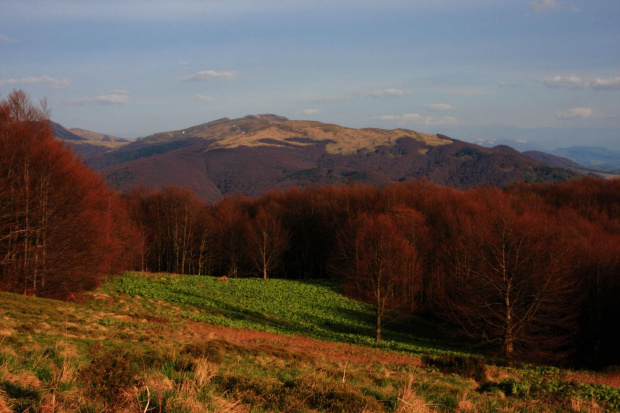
[1,272,618,412]
[54,115,577,201]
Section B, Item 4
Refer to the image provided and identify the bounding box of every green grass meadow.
[0,272,618,412]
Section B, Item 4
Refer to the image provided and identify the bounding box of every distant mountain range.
[549,146,620,173]
[473,137,620,174]
[52,115,585,201]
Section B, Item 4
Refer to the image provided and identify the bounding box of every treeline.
[125,178,620,368]
[1,90,618,368]
[0,91,138,297]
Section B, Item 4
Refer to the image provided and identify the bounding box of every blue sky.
[1,0,619,149]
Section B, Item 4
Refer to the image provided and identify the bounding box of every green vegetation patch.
[114,272,452,355]
[454,147,488,159]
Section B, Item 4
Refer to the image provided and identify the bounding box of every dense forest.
[1,90,619,369]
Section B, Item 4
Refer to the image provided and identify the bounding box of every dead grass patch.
[194,358,218,389]
[0,364,42,389]
[564,370,620,388]
[570,397,603,413]
[396,375,434,412]
[167,393,209,413]
[55,340,79,360]
[456,391,476,412]
[0,389,11,413]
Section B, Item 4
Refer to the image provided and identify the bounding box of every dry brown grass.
[564,370,620,388]
[194,358,219,389]
[570,398,603,412]
[148,114,452,155]
[0,389,11,413]
[0,363,42,389]
[183,322,422,370]
[55,340,79,360]
[214,122,450,155]
[456,391,477,412]
[396,375,434,413]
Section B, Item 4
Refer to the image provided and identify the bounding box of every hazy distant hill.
[550,146,620,172]
[51,121,131,161]
[53,115,578,201]
[523,150,587,170]
[69,127,129,144]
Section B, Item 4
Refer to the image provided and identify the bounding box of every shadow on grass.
[119,274,465,355]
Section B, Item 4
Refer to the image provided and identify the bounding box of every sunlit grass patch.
[114,272,454,356]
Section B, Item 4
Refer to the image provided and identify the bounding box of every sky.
[1,0,619,150]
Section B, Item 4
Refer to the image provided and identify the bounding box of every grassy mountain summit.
[139,114,451,155]
[53,115,578,201]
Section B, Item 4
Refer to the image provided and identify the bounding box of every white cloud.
[402,113,423,120]
[425,103,456,112]
[300,108,320,115]
[589,77,620,91]
[471,138,497,146]
[0,34,17,43]
[373,113,458,127]
[69,90,130,105]
[540,75,620,91]
[555,107,595,120]
[368,88,411,98]
[530,0,561,13]
[194,94,216,102]
[374,115,401,121]
[541,75,584,89]
[0,75,70,89]
[178,70,235,81]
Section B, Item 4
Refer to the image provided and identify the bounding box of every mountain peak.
[244,114,289,123]
[138,115,451,155]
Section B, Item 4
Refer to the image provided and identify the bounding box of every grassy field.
[0,272,618,412]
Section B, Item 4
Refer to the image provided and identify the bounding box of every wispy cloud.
[375,115,400,121]
[367,88,411,98]
[194,94,216,102]
[0,34,17,43]
[178,70,235,82]
[541,75,584,89]
[541,75,620,90]
[425,103,456,112]
[373,113,458,127]
[299,108,320,115]
[0,75,70,89]
[589,77,620,91]
[555,107,595,120]
[402,113,423,121]
[69,90,130,105]
[530,0,579,13]
[531,0,561,13]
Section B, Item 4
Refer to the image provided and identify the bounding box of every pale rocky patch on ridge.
[140,114,452,155]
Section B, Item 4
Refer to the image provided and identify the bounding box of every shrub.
[79,344,138,412]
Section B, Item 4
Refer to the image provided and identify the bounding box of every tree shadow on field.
[189,294,297,329]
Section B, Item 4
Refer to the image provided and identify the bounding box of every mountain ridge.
[136,114,451,155]
[53,115,580,201]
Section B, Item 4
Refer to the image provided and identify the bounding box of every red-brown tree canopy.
[0,90,138,298]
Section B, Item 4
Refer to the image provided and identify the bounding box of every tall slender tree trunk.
[23,163,30,295]
[505,291,514,365]
[375,305,382,344]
